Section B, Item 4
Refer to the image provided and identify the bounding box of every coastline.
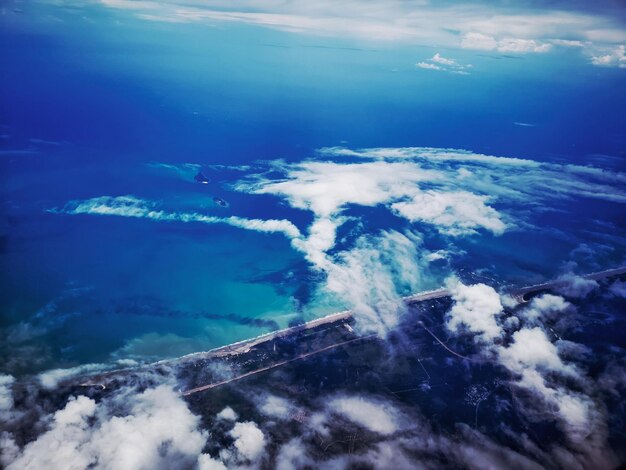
[156,266,626,365]
[78,266,626,386]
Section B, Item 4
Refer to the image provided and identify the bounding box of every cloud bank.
[95,0,626,67]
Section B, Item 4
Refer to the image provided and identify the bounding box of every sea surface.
[1,1,625,376]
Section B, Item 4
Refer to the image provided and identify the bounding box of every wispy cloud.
[461,33,552,53]
[92,0,626,67]
[416,53,472,74]
[61,195,302,239]
[55,145,626,335]
[416,62,442,71]
[590,44,626,68]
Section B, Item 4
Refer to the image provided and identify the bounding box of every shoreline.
[159,266,626,365]
[78,265,626,386]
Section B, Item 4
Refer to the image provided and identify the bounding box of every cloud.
[498,38,552,53]
[3,385,207,470]
[38,363,112,390]
[62,195,302,239]
[275,438,314,470]
[496,327,596,439]
[609,280,626,298]
[391,190,506,236]
[461,33,553,53]
[197,454,227,470]
[229,421,266,462]
[317,146,626,204]
[416,61,442,70]
[259,395,293,419]
[446,280,504,342]
[56,145,626,339]
[498,327,567,372]
[416,53,472,74]
[461,32,498,50]
[328,395,400,435]
[317,146,541,166]
[321,230,428,336]
[94,0,626,67]
[554,273,598,299]
[236,160,441,267]
[431,52,455,65]
[0,375,15,424]
[518,294,571,323]
[216,406,238,421]
[440,280,610,446]
[590,44,626,68]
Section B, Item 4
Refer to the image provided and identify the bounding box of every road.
[181,335,376,396]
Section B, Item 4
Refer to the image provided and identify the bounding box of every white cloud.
[57,145,626,340]
[328,396,400,435]
[416,53,471,74]
[431,52,455,65]
[0,375,16,424]
[216,407,238,421]
[96,0,626,68]
[0,375,14,413]
[318,146,540,166]
[63,195,302,240]
[229,421,265,462]
[499,327,565,372]
[4,385,207,470]
[38,363,111,390]
[461,32,552,53]
[446,280,504,342]
[519,294,570,323]
[237,160,441,267]
[241,161,437,219]
[416,62,442,70]
[6,395,98,470]
[275,438,314,470]
[317,146,626,205]
[391,190,506,236]
[197,454,227,470]
[496,327,596,440]
[497,38,552,53]
[590,44,626,68]
[555,274,598,299]
[551,39,585,48]
[259,395,293,419]
[461,32,498,50]
[321,230,427,336]
[443,280,606,443]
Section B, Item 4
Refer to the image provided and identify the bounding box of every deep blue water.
[1,2,625,376]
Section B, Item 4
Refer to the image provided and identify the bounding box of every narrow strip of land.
[175,265,626,364]
[78,266,626,389]
[181,335,377,396]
